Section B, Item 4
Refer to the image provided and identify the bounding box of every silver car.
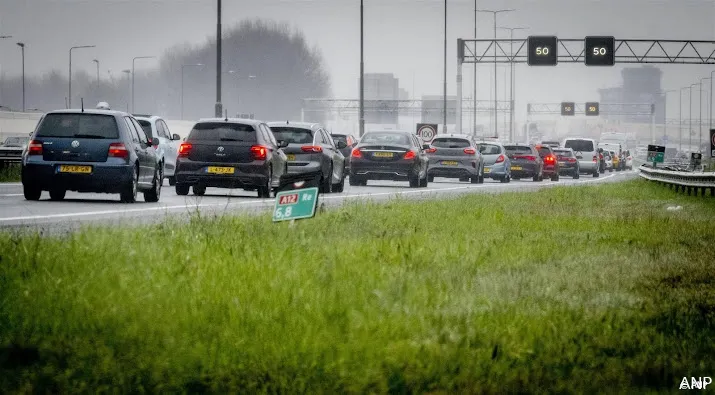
[563,137,600,177]
[135,115,182,185]
[477,141,511,183]
[266,121,346,193]
[425,134,484,183]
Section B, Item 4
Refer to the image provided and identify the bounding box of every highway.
[0,171,636,233]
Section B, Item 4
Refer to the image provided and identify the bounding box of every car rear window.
[270,127,314,144]
[477,144,501,155]
[431,138,471,148]
[188,122,257,142]
[504,145,532,155]
[35,113,119,139]
[361,132,410,145]
[537,147,552,156]
[564,140,594,152]
[137,120,153,139]
[332,135,348,145]
[554,150,573,157]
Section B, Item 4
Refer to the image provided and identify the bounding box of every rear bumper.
[287,161,322,175]
[578,161,599,173]
[558,164,579,174]
[427,163,478,178]
[22,162,134,193]
[483,162,508,178]
[543,164,558,176]
[509,162,539,177]
[350,161,418,181]
[175,159,270,189]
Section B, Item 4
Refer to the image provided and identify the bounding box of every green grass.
[0,164,20,183]
[1,179,715,393]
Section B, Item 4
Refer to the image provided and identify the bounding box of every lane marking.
[0,173,620,223]
[0,194,23,197]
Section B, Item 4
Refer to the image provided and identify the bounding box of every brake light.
[464,148,476,155]
[403,150,416,160]
[544,155,556,164]
[567,157,577,163]
[28,140,43,155]
[108,143,129,159]
[301,145,323,153]
[515,155,536,161]
[495,154,505,163]
[425,147,437,153]
[351,148,362,158]
[251,145,268,161]
[178,143,192,158]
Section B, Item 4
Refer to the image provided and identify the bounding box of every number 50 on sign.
[273,187,319,222]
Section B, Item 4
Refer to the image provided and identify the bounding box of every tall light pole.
[16,42,25,112]
[710,70,715,131]
[132,56,155,113]
[122,69,131,112]
[680,86,688,152]
[69,45,96,108]
[689,83,698,152]
[699,77,710,152]
[477,8,515,138]
[473,1,477,134]
[0,36,12,109]
[92,59,100,100]
[215,0,223,118]
[181,63,204,120]
[498,26,527,142]
[443,0,447,133]
[359,0,365,137]
[660,89,675,144]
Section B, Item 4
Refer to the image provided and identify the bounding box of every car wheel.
[168,176,176,186]
[532,173,539,182]
[479,166,485,184]
[551,173,559,181]
[593,170,599,178]
[176,184,190,196]
[349,175,362,186]
[193,185,206,196]
[23,184,41,201]
[320,165,333,194]
[333,174,345,193]
[49,189,66,201]
[144,167,162,203]
[409,173,420,188]
[427,175,434,183]
[419,172,428,187]
[257,170,272,198]
[120,166,138,203]
[573,171,580,179]
[471,175,479,184]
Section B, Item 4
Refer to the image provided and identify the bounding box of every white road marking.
[0,194,23,197]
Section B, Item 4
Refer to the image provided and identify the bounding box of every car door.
[160,120,179,172]
[260,124,285,187]
[412,134,429,175]
[123,117,150,184]
[320,129,344,181]
[128,117,155,185]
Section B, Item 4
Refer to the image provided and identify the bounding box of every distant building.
[399,88,410,101]
[598,66,664,124]
[360,73,400,124]
[421,95,456,125]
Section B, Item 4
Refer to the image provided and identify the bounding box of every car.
[553,147,580,179]
[541,140,560,148]
[330,133,358,170]
[174,118,288,198]
[603,151,614,171]
[477,141,511,183]
[21,106,162,203]
[563,138,600,177]
[0,135,30,168]
[349,130,429,188]
[134,114,182,186]
[425,134,485,183]
[535,144,560,181]
[609,150,621,171]
[624,150,634,170]
[266,121,346,193]
[504,144,544,181]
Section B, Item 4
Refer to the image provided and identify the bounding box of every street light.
[680,86,690,152]
[92,59,100,84]
[122,69,131,112]
[710,70,715,131]
[699,77,710,152]
[132,56,156,113]
[478,9,515,138]
[359,0,365,137]
[215,0,223,118]
[181,63,204,120]
[660,89,676,144]
[16,42,25,112]
[69,45,96,108]
[689,83,698,152]
[443,0,447,133]
[498,26,528,142]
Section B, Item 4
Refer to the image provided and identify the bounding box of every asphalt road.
[0,170,637,233]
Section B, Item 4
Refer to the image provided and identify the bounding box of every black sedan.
[349,130,429,188]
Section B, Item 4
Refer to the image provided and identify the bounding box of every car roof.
[197,117,264,126]
[433,134,472,140]
[366,130,409,134]
[133,114,162,121]
[44,109,129,117]
[266,121,321,130]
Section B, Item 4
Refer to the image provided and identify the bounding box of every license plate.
[286,154,296,161]
[373,152,394,158]
[207,166,235,174]
[442,160,458,166]
[484,168,491,173]
[58,165,91,174]
[511,166,523,171]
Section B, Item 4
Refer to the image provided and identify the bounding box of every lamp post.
[359,0,365,137]
[132,56,155,113]
[122,69,131,112]
[660,89,675,144]
[92,59,100,100]
[680,86,689,152]
[442,0,447,133]
[69,45,96,108]
[689,83,698,152]
[498,26,528,142]
[16,42,25,112]
[477,8,515,138]
[181,63,204,120]
[699,77,710,152]
[0,36,12,109]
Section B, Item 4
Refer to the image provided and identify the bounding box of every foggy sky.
[1,0,714,113]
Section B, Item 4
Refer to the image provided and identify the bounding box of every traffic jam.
[19,102,632,203]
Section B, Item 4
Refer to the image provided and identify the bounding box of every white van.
[563,138,600,177]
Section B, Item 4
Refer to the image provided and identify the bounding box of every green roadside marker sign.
[273,187,319,222]
[647,144,665,163]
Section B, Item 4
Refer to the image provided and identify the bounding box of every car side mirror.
[336,141,347,149]
[172,133,180,141]
[278,140,289,148]
[151,137,159,147]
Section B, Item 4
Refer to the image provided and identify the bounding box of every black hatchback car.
[504,144,544,182]
[22,109,162,203]
[349,130,429,188]
[174,118,288,198]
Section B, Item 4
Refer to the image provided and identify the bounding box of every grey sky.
[1,0,714,108]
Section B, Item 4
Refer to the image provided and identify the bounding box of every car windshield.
[35,113,119,139]
[504,145,532,155]
[332,135,348,145]
[361,132,410,145]
[431,138,471,148]
[564,140,594,152]
[554,150,573,157]
[136,120,153,139]
[477,144,501,155]
[269,127,314,144]
[188,122,257,142]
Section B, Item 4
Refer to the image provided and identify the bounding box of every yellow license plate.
[484,168,491,173]
[374,152,394,158]
[511,166,523,171]
[442,161,458,166]
[207,166,235,174]
[286,154,296,161]
[58,165,91,174]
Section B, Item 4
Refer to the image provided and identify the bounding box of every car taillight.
[251,145,268,161]
[107,142,129,159]
[495,154,505,163]
[544,155,555,163]
[525,155,536,161]
[301,145,323,153]
[351,148,362,158]
[567,158,577,163]
[593,155,598,162]
[28,140,43,155]
[464,148,476,155]
[425,147,437,153]
[178,143,192,157]
[403,150,416,160]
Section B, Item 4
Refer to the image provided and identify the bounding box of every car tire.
[168,176,176,186]
[573,171,580,179]
[320,165,333,194]
[23,185,41,201]
[349,175,362,186]
[144,168,162,203]
[419,171,428,187]
[551,173,559,182]
[120,166,138,203]
[333,175,345,193]
[176,184,190,196]
[409,173,420,188]
[193,185,206,196]
[593,170,599,178]
[471,175,479,184]
[49,189,66,201]
[532,174,539,182]
[428,175,435,183]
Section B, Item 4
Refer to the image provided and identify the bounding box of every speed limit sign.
[710,128,715,158]
[417,123,438,143]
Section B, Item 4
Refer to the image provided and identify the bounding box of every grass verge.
[1,179,714,393]
[0,164,20,183]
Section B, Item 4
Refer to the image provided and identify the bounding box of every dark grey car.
[331,133,358,171]
[553,147,580,179]
[267,122,346,193]
[425,134,484,183]
[349,130,429,188]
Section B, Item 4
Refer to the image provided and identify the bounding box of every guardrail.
[638,165,715,197]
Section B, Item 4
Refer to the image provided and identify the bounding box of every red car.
[535,144,560,181]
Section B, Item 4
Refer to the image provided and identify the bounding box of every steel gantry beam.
[300,98,512,115]
[459,39,715,64]
[526,103,655,116]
